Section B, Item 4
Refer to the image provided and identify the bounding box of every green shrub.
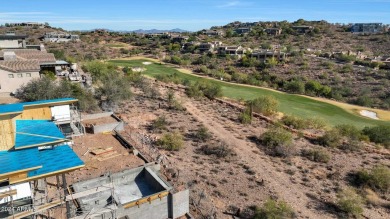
[302,149,331,163]
[336,188,364,218]
[363,125,390,148]
[254,199,295,219]
[157,132,184,151]
[186,80,222,100]
[194,125,212,142]
[335,124,362,140]
[151,116,168,131]
[260,127,294,157]
[355,165,390,194]
[319,129,343,148]
[247,96,279,117]
[200,141,233,158]
[281,115,309,130]
[239,110,252,124]
[284,80,305,94]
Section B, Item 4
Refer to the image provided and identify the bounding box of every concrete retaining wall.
[82,112,113,120]
[170,189,190,219]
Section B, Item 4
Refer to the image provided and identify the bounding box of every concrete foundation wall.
[92,122,122,133]
[116,196,169,219]
[0,40,19,48]
[0,70,40,93]
[170,190,190,219]
[82,112,113,120]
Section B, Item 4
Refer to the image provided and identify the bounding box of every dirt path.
[183,100,332,219]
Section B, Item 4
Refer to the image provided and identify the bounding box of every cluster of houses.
[40,31,80,43]
[4,22,49,28]
[0,32,86,94]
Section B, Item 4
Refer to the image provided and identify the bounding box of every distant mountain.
[130,28,190,34]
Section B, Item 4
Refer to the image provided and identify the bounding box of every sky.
[1,0,390,31]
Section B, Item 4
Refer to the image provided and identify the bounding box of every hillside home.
[351,23,384,34]
[292,26,314,34]
[0,33,27,49]
[235,27,251,34]
[0,57,40,93]
[251,49,288,62]
[0,98,84,218]
[7,22,47,28]
[218,45,250,57]
[171,35,189,44]
[198,41,222,53]
[203,29,224,36]
[264,28,282,36]
[40,32,80,43]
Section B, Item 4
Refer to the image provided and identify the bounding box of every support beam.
[62,173,71,219]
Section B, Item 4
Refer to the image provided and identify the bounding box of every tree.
[95,72,132,111]
[15,78,98,112]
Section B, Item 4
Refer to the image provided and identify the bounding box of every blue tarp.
[0,103,23,115]
[0,98,77,115]
[0,145,84,178]
[22,98,77,107]
[15,120,67,149]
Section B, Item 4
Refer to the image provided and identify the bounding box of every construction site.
[0,98,191,219]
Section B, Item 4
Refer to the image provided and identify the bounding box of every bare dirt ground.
[67,133,145,184]
[0,93,19,104]
[113,82,390,219]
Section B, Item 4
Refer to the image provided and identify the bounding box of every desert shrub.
[319,128,342,148]
[254,199,295,219]
[186,80,222,99]
[239,109,252,124]
[166,90,185,111]
[247,96,279,117]
[354,165,390,194]
[284,80,305,94]
[362,125,390,148]
[281,115,309,130]
[301,149,331,163]
[157,131,184,151]
[306,118,326,129]
[336,188,364,218]
[320,125,363,149]
[200,141,233,158]
[260,127,294,157]
[194,125,212,142]
[151,116,168,131]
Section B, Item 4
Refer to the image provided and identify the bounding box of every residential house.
[7,22,47,28]
[0,33,27,49]
[40,32,80,43]
[203,29,224,36]
[351,23,384,34]
[292,26,314,34]
[264,28,282,36]
[218,45,250,57]
[235,27,251,34]
[0,98,84,218]
[171,35,189,44]
[198,41,222,53]
[251,49,288,62]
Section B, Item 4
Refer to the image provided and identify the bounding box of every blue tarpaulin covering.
[0,98,77,115]
[15,120,67,149]
[0,145,84,178]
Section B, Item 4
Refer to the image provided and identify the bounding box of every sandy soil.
[113,82,390,219]
[0,93,19,104]
[67,133,145,184]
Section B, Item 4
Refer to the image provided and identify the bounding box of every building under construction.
[0,98,190,219]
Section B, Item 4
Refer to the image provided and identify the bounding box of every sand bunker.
[131,67,146,72]
[142,62,152,65]
[360,110,379,120]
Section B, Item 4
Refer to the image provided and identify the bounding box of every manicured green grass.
[108,59,390,128]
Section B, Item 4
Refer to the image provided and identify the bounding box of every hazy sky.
[1,0,389,30]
